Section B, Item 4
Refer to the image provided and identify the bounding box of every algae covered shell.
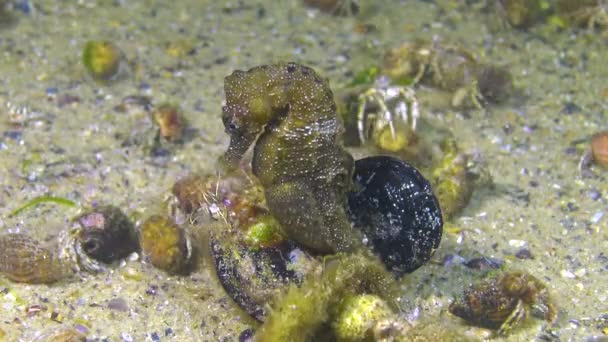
[139,215,193,275]
[332,294,395,341]
[0,234,68,284]
[82,40,124,81]
[211,234,313,321]
[449,271,556,335]
[72,205,139,265]
[348,155,443,275]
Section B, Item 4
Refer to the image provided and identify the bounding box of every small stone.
[591,212,604,224]
[515,248,534,259]
[239,328,254,342]
[508,239,527,248]
[50,311,63,323]
[587,189,602,201]
[107,298,129,312]
[560,269,576,279]
[121,333,134,342]
[145,285,158,296]
[463,257,503,270]
[561,102,580,115]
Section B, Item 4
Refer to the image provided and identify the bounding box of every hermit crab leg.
[397,87,419,132]
[357,90,379,144]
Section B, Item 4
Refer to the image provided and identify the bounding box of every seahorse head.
[221,67,289,168]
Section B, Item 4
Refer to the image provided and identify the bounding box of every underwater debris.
[449,270,556,336]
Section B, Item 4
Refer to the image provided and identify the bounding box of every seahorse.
[220,62,361,253]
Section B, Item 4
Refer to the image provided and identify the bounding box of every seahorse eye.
[228,122,238,133]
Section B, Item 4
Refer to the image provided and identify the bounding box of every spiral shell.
[72,205,139,264]
[0,234,69,284]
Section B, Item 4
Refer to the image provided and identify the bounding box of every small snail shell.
[590,131,608,168]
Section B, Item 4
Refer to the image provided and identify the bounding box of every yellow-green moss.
[139,215,191,275]
[431,139,473,220]
[332,294,393,341]
[243,215,286,250]
[254,252,398,341]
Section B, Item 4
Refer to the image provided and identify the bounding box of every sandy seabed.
[0,1,607,341]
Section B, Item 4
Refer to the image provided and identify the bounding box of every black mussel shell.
[210,235,311,321]
[73,205,140,264]
[348,156,443,276]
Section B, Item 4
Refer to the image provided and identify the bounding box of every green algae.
[8,195,77,218]
[255,252,399,342]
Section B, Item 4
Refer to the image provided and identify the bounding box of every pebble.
[515,248,534,259]
[463,257,503,270]
[574,268,586,278]
[591,212,604,224]
[561,269,576,279]
[587,189,602,201]
[508,239,527,248]
[107,297,129,312]
[239,328,254,342]
[121,333,134,342]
